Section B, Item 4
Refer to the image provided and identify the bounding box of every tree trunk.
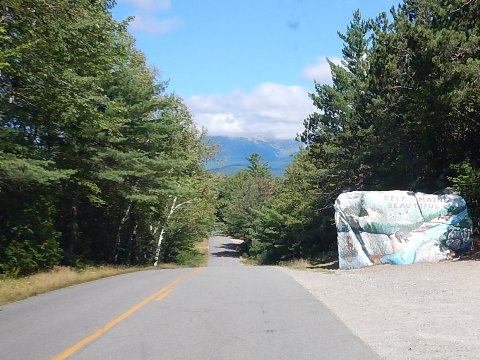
[153,227,165,267]
[113,201,132,264]
[152,196,194,267]
[153,197,176,267]
[127,221,138,266]
[62,195,78,265]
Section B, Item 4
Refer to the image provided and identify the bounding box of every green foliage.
[159,172,218,264]
[246,153,271,177]
[217,154,274,242]
[449,162,480,227]
[296,0,480,252]
[252,151,338,263]
[2,241,39,277]
[0,0,217,275]
[0,189,62,276]
[300,10,374,194]
[2,0,478,272]
[217,153,297,263]
[364,0,480,191]
[1,238,62,277]
[224,1,480,264]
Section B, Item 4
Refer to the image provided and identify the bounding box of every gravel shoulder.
[281,260,480,360]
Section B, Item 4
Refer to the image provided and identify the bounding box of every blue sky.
[112,0,400,140]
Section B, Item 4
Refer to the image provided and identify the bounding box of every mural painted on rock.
[335,191,472,269]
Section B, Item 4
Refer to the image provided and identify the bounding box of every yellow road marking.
[155,287,173,301]
[52,268,203,360]
[168,268,203,287]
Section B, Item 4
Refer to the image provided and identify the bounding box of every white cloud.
[120,0,179,34]
[186,83,317,140]
[129,16,180,34]
[121,0,171,11]
[301,57,342,85]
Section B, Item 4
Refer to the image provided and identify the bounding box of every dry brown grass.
[0,265,152,305]
[194,237,210,267]
[279,258,337,273]
[239,256,258,266]
[280,258,312,268]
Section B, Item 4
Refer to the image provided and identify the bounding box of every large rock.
[335,191,473,269]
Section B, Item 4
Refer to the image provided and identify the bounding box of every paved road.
[0,236,379,359]
[207,236,243,267]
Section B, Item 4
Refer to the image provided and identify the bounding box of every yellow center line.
[155,287,173,301]
[52,268,204,360]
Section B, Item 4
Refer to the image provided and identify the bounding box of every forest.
[1,0,479,275]
[0,0,217,275]
[218,0,480,263]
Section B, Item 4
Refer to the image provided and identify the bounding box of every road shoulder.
[280,261,480,360]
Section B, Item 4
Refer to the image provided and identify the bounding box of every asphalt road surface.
[0,236,379,359]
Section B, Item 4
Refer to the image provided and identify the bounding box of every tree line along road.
[0,236,379,359]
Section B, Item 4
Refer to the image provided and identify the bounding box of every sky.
[111,0,400,140]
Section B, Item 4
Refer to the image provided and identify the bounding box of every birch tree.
[152,196,194,266]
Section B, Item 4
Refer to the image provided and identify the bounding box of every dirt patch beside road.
[282,260,480,360]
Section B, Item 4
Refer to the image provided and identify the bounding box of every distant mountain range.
[206,136,301,176]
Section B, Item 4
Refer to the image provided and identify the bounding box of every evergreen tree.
[216,153,275,259]
[0,0,218,274]
[300,10,373,195]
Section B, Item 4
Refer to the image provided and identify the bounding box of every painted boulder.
[335,191,472,269]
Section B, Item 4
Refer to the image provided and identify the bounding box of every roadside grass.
[240,256,259,266]
[280,258,312,268]
[193,237,210,267]
[279,255,338,273]
[0,240,216,306]
[0,265,167,306]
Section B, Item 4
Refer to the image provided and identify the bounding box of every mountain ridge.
[207,136,301,175]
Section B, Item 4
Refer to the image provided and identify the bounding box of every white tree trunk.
[114,201,132,263]
[153,228,165,267]
[153,197,177,267]
[153,196,194,267]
